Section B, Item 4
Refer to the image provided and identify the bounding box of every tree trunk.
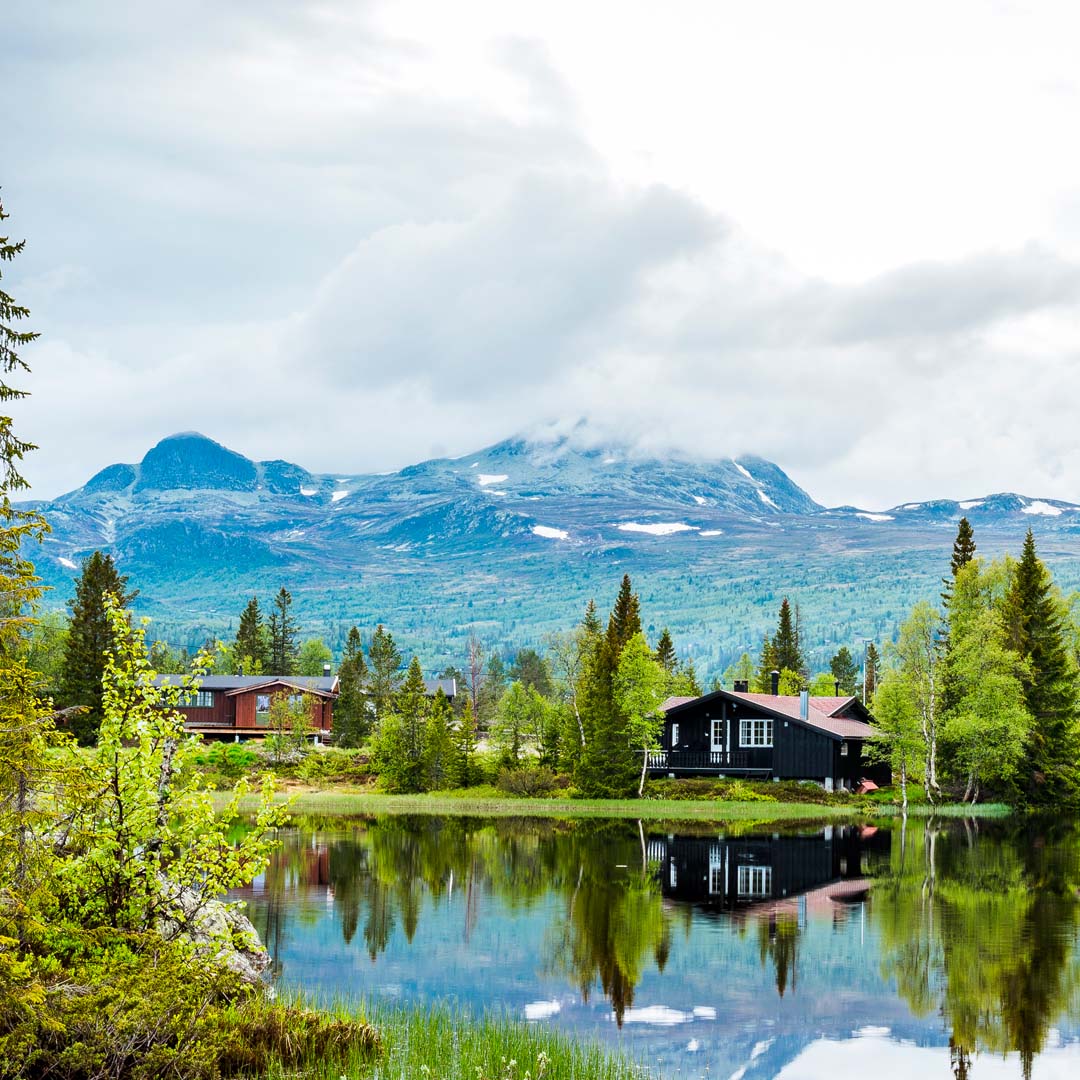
[638,745,649,797]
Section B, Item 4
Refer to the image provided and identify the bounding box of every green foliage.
[491,680,546,767]
[752,633,778,692]
[772,597,804,677]
[495,765,560,797]
[722,651,755,689]
[1004,530,1080,808]
[776,668,802,695]
[233,596,269,673]
[653,628,676,673]
[23,610,68,689]
[297,637,332,676]
[605,574,642,656]
[58,551,137,744]
[509,647,553,697]
[808,671,835,695]
[455,699,481,788]
[373,657,429,792]
[56,597,289,934]
[829,645,859,694]
[612,632,667,796]
[268,587,299,675]
[424,689,457,790]
[367,624,401,724]
[334,626,370,747]
[0,937,379,1080]
[477,652,507,730]
[296,747,372,785]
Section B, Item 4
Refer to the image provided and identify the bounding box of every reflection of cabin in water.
[648,826,888,918]
[653,677,890,790]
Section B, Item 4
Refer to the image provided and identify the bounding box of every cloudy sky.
[8,0,1080,507]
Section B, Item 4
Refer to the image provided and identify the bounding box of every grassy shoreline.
[211,787,1010,822]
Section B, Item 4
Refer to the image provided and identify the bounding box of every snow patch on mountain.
[478,474,509,487]
[733,460,753,480]
[1023,500,1063,516]
[331,490,350,503]
[757,490,780,510]
[857,513,894,522]
[693,495,707,505]
[699,529,723,537]
[532,525,569,540]
[300,487,317,497]
[958,500,984,510]
[616,522,697,536]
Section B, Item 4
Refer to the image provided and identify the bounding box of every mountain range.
[23,432,1080,676]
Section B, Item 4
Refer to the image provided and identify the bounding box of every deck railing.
[647,749,755,772]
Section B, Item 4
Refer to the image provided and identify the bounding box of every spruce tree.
[334,626,370,747]
[864,643,881,701]
[1005,530,1080,807]
[753,634,779,692]
[367,624,401,724]
[59,551,137,744]
[773,598,804,678]
[424,688,457,789]
[509,648,553,697]
[654,629,677,673]
[477,653,507,730]
[942,517,977,606]
[606,574,642,657]
[234,596,269,673]
[268,587,299,675]
[829,647,859,695]
[455,698,480,787]
[581,598,602,638]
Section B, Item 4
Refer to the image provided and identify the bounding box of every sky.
[7,0,1080,508]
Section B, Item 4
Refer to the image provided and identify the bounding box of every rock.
[156,882,271,986]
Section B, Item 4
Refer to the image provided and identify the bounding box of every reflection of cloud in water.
[693,1006,716,1019]
[776,1035,1080,1079]
[524,1000,561,1021]
[618,1005,692,1025]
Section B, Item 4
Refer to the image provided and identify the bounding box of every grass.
[255,1000,644,1080]
[213,787,866,822]
[876,801,1012,818]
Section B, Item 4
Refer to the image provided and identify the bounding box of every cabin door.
[710,718,724,754]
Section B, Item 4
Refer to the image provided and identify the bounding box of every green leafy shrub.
[495,766,559,798]
[296,747,373,784]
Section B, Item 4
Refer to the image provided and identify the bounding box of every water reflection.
[233,816,1080,1077]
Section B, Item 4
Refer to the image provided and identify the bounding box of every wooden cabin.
[153,674,339,741]
[653,680,888,790]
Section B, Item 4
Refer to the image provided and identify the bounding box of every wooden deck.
[646,750,769,776]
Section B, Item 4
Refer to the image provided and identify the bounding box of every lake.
[231,815,1080,1078]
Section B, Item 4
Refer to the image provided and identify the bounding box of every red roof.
[664,691,875,740]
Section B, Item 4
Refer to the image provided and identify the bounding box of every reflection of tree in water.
[874,818,1080,1079]
[256,816,672,1023]
[543,822,670,1025]
[756,914,799,997]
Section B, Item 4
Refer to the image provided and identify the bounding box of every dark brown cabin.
[653,686,889,790]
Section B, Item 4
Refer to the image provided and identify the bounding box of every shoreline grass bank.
[258,1000,642,1080]
[211,787,1010,822]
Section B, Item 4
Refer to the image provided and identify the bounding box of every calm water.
[232,816,1080,1078]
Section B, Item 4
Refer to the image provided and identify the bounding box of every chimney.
[800,689,809,720]
[834,679,841,696]
[322,663,332,677]
[770,670,780,696]
[733,679,749,694]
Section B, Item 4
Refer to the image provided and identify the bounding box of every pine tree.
[829,647,859,695]
[509,648,553,697]
[58,551,138,744]
[380,656,429,791]
[654,629,677,673]
[1005,530,1080,807]
[424,688,457,789]
[753,634,779,692]
[606,574,642,657]
[773,599,804,679]
[477,653,507,730]
[942,517,977,606]
[268,587,299,675]
[234,597,269,673]
[367,624,401,725]
[581,598,602,638]
[864,643,881,701]
[455,698,480,787]
[334,627,370,747]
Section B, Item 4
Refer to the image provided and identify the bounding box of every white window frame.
[739,718,773,747]
[178,690,214,708]
[840,741,849,756]
[671,722,679,746]
[737,865,772,897]
[709,850,724,895]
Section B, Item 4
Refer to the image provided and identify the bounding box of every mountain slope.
[25,432,1080,676]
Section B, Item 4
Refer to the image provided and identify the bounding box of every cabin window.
[255,694,271,723]
[669,859,677,888]
[737,865,772,897]
[739,718,773,747]
[288,693,305,707]
[671,723,679,746]
[840,741,849,757]
[177,690,214,708]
